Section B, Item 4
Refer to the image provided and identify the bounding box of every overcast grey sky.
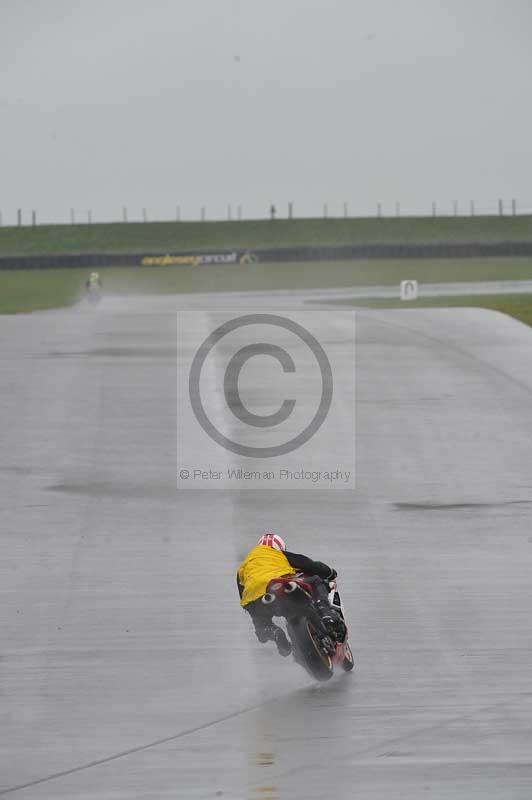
[1,0,531,224]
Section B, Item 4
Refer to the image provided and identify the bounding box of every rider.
[237,532,345,657]
[85,272,102,291]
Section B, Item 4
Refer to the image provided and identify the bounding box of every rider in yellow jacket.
[85,272,102,290]
[237,532,340,656]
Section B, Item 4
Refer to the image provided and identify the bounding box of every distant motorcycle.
[85,282,102,306]
[261,573,354,681]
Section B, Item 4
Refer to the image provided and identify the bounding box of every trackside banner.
[2,240,532,269]
[0,250,258,270]
[141,252,242,266]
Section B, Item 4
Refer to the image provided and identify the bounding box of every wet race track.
[2,291,532,799]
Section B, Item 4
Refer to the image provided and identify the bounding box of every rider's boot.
[254,621,276,644]
[254,622,292,656]
[273,627,292,657]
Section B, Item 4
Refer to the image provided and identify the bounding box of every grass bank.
[326,293,532,329]
[0,256,531,316]
[1,216,532,256]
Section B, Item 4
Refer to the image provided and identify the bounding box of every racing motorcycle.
[86,283,102,306]
[261,573,354,681]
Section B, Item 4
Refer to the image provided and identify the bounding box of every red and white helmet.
[257,532,286,552]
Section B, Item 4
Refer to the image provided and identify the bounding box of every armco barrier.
[1,240,532,270]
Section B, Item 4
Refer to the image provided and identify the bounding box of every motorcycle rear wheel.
[289,618,334,682]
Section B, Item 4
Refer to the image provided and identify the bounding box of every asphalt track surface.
[2,290,532,799]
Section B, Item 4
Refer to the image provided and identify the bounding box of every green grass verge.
[325,293,532,329]
[0,269,83,314]
[1,215,532,256]
[0,256,531,316]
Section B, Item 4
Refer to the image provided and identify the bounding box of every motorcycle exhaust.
[284,581,298,594]
[261,593,276,605]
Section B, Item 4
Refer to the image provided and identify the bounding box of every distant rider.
[85,272,103,292]
[237,532,345,657]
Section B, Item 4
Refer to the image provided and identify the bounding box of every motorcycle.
[86,283,102,306]
[261,573,354,681]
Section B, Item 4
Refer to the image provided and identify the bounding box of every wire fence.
[1,199,532,228]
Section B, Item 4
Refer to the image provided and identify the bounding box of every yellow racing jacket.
[237,545,297,606]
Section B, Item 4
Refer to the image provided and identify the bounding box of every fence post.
[70,208,75,225]
[123,206,128,223]
[395,202,400,217]
[237,204,242,221]
[142,208,147,223]
[18,209,22,227]
[176,205,181,222]
[431,202,436,217]
[512,198,517,216]
[343,202,348,218]
[453,201,458,217]
[323,203,328,219]
[470,200,475,216]
[377,202,382,218]
[288,201,293,220]
[498,198,503,216]
[88,210,92,224]
[0,211,2,226]
[201,207,205,222]
[227,204,232,221]
[32,210,36,226]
